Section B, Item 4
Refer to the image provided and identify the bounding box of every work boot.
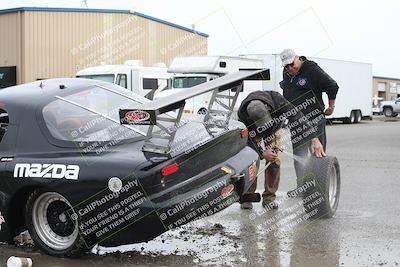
[240,202,253,210]
[262,198,278,210]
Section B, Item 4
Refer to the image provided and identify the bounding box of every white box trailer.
[242,54,373,123]
[156,56,263,117]
[76,60,172,99]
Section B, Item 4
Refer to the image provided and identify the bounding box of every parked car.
[381,97,400,117]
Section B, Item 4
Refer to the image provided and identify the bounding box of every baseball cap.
[280,48,296,67]
[246,100,272,127]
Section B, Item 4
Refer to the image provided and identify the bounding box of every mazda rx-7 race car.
[0,69,268,257]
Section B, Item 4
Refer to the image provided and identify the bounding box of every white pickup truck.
[380,97,400,117]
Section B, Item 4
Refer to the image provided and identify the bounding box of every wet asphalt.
[1,116,399,267]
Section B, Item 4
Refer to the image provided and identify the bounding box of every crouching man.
[238,91,325,210]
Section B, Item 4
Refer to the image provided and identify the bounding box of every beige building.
[0,7,208,87]
[372,76,400,110]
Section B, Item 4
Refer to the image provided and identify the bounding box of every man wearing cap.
[238,91,325,210]
[279,49,339,194]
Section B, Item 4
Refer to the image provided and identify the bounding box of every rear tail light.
[161,163,179,177]
[240,128,249,138]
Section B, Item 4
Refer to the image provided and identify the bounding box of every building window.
[0,66,16,88]
[389,82,397,93]
[378,82,386,92]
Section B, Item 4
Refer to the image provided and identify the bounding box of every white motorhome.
[243,54,373,123]
[76,60,172,99]
[156,56,263,116]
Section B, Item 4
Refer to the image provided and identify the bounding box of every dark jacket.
[238,91,317,156]
[279,56,338,144]
[280,56,339,116]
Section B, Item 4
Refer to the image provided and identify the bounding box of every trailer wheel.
[344,111,356,124]
[302,156,340,220]
[25,189,88,257]
[355,110,362,123]
[383,107,393,117]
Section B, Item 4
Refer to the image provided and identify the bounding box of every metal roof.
[0,6,209,37]
[373,76,400,81]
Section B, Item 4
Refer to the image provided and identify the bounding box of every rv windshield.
[173,77,207,89]
[77,74,115,84]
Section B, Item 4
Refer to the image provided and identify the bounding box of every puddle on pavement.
[97,217,246,266]
[1,202,399,266]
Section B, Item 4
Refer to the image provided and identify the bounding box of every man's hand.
[310,138,326,158]
[324,106,335,116]
[262,150,278,162]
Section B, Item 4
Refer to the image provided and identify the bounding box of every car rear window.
[42,84,149,143]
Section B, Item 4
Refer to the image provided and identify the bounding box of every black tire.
[302,156,341,220]
[355,110,362,123]
[392,113,398,117]
[25,189,88,257]
[344,111,356,124]
[383,107,393,117]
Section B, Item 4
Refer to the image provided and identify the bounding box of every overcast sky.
[1,0,398,77]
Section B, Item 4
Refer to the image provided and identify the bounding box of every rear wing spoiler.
[119,68,270,155]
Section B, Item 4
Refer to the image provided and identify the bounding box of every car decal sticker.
[124,110,151,124]
[13,164,80,180]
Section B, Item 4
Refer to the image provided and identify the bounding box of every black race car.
[0,69,267,257]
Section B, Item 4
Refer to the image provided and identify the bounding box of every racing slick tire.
[302,156,340,220]
[25,189,88,257]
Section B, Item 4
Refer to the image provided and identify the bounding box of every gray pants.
[292,118,327,187]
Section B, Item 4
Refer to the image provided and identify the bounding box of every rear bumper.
[98,146,259,247]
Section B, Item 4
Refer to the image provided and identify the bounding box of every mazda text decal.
[0,212,5,231]
[14,164,80,180]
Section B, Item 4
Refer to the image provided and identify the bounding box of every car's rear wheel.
[25,189,87,257]
[302,156,341,220]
